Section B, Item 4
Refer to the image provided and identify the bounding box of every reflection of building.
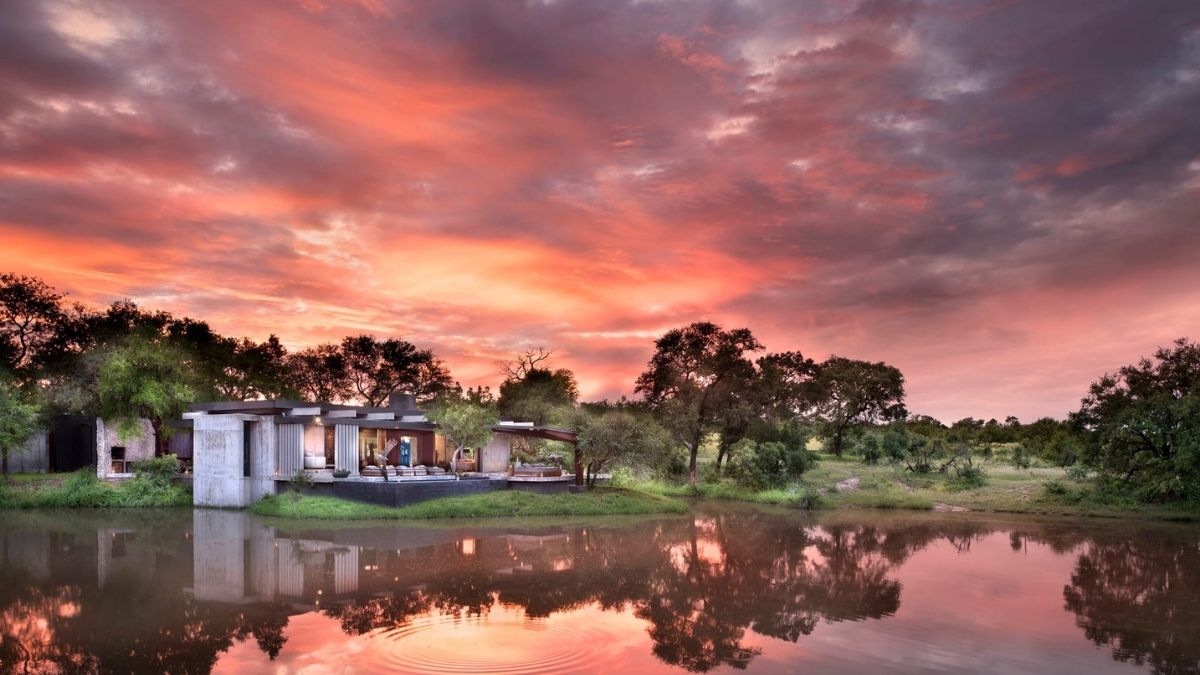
[191,510,362,604]
[186,394,443,507]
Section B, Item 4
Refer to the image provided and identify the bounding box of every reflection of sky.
[4,1,1200,421]
[209,532,1147,674]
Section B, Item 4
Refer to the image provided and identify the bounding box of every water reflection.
[0,508,1197,673]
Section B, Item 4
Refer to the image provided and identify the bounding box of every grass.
[251,488,689,520]
[615,453,1200,521]
[0,470,191,509]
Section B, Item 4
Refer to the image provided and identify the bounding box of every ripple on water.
[365,606,620,675]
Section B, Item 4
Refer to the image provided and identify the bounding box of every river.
[0,506,1196,673]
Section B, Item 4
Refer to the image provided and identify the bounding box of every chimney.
[388,392,417,411]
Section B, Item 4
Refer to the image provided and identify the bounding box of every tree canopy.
[810,356,907,457]
[0,373,41,475]
[635,322,763,483]
[1071,337,1200,503]
[96,334,197,445]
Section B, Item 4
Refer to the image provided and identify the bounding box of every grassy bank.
[0,471,191,509]
[615,454,1200,521]
[251,488,688,520]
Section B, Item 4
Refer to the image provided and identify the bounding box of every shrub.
[903,435,937,474]
[1043,479,1072,499]
[132,454,180,484]
[881,428,910,463]
[288,469,315,500]
[1011,445,1031,470]
[949,464,987,490]
[856,433,883,465]
[725,439,811,490]
[1065,464,1090,481]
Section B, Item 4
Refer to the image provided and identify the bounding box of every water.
[0,507,1197,674]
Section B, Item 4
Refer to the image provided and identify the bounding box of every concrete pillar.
[334,425,359,476]
[480,432,512,473]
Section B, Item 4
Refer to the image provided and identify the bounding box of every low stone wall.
[329,476,505,508]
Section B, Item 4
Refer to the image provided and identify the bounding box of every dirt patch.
[835,478,860,492]
[932,502,970,512]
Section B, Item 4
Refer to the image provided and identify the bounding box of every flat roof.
[490,424,577,443]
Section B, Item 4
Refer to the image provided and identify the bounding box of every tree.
[96,334,196,451]
[341,336,453,406]
[287,343,352,402]
[811,357,906,457]
[0,273,66,377]
[0,374,41,475]
[635,322,763,483]
[427,399,498,458]
[498,367,579,424]
[1071,337,1200,502]
[568,408,670,487]
[501,346,555,381]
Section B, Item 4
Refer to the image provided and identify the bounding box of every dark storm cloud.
[1,0,1197,420]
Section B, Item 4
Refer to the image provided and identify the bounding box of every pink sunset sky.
[1,0,1198,421]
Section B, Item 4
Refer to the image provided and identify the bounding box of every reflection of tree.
[323,591,431,635]
[1063,539,1200,675]
[30,510,1198,674]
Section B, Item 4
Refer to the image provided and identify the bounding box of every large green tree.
[427,398,499,458]
[0,373,41,475]
[811,356,906,457]
[635,322,762,483]
[1071,337,1200,502]
[96,334,197,450]
[567,408,670,487]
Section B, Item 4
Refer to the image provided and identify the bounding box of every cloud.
[2,0,1199,421]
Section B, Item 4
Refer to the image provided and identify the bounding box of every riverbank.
[615,454,1200,521]
[251,488,689,520]
[0,471,191,508]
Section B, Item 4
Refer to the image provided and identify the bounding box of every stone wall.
[96,418,155,478]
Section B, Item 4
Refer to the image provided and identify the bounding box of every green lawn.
[251,488,689,520]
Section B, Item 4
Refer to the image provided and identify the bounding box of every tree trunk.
[688,427,704,484]
[151,418,164,457]
[833,426,844,458]
[715,444,727,472]
[2,451,8,477]
[574,452,584,487]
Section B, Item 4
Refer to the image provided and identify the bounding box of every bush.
[881,428,910,463]
[1011,445,1032,470]
[132,454,180,483]
[856,433,883,465]
[949,464,987,490]
[903,435,937,474]
[725,439,812,490]
[1043,479,1072,499]
[1065,464,1090,481]
[288,469,315,499]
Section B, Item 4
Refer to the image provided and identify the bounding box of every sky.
[1,0,1198,422]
